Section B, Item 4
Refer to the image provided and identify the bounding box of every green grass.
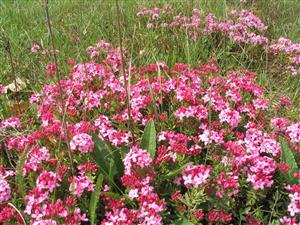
[0,0,300,114]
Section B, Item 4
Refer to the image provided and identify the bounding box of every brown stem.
[115,0,135,143]
[1,34,21,113]
[44,0,74,174]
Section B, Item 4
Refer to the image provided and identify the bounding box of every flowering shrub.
[0,37,300,224]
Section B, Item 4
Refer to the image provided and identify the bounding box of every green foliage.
[15,147,29,199]
[162,162,192,180]
[89,173,103,225]
[141,118,157,159]
[92,133,124,187]
[92,133,111,175]
[280,137,299,184]
[171,219,194,225]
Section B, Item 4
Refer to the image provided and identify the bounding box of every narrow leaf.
[89,173,103,225]
[163,163,192,179]
[171,219,194,225]
[107,143,124,177]
[280,138,299,184]
[16,147,29,198]
[92,133,111,175]
[141,119,156,159]
[108,159,117,187]
[102,192,123,199]
[92,133,124,177]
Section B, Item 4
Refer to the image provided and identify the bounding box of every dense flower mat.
[0,39,299,224]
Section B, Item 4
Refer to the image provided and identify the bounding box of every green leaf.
[171,219,194,225]
[92,133,124,177]
[280,138,299,184]
[15,147,29,198]
[141,119,156,159]
[107,142,124,177]
[92,133,111,175]
[89,173,103,225]
[108,159,117,187]
[162,162,192,179]
[102,191,123,199]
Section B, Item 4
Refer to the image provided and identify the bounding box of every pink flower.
[31,44,41,53]
[123,146,152,175]
[36,171,60,192]
[24,188,49,216]
[219,107,241,128]
[286,123,300,143]
[32,220,57,225]
[73,207,88,222]
[279,96,292,108]
[280,216,300,225]
[128,188,139,199]
[95,115,131,146]
[286,184,300,217]
[174,105,208,120]
[46,63,56,76]
[0,117,21,130]
[29,93,41,104]
[69,175,94,197]
[181,164,211,188]
[24,146,51,175]
[198,125,224,145]
[252,98,268,110]
[247,156,276,190]
[271,117,291,132]
[0,177,11,203]
[0,84,5,94]
[70,133,94,153]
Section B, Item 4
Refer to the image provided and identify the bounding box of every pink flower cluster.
[36,171,60,192]
[271,118,300,144]
[286,122,300,143]
[246,156,277,190]
[95,115,131,146]
[31,44,41,53]
[138,6,267,44]
[123,146,152,175]
[179,164,212,189]
[86,40,122,72]
[69,175,94,197]
[24,146,50,175]
[70,133,94,153]
[287,184,300,216]
[0,117,21,130]
[270,38,300,75]
[215,172,239,198]
[0,177,11,203]
[102,145,164,224]
[138,5,300,75]
[280,184,300,224]
[0,40,299,224]
[24,187,88,224]
[0,166,14,204]
[219,107,241,128]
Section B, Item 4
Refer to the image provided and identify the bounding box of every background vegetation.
[1,0,300,113]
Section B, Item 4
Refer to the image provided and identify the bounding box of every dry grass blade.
[8,203,27,225]
[115,0,135,143]
[44,0,75,174]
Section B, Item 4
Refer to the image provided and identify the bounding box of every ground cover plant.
[0,0,300,224]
